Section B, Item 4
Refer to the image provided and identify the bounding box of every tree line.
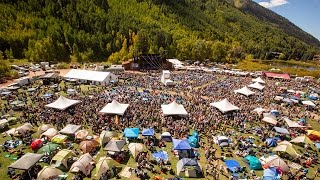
[0,0,319,66]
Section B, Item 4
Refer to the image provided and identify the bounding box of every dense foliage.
[0,0,319,64]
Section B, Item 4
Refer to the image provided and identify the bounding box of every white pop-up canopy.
[161,101,188,116]
[302,100,316,107]
[210,99,240,113]
[234,86,255,96]
[248,82,265,91]
[99,100,129,116]
[252,77,265,84]
[45,96,80,110]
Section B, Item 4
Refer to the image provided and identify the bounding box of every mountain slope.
[234,0,320,48]
[0,0,319,63]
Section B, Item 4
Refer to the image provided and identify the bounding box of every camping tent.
[274,127,290,134]
[59,124,81,135]
[210,99,240,113]
[225,160,241,173]
[142,128,155,136]
[262,167,279,180]
[51,134,68,144]
[64,69,118,85]
[217,136,229,147]
[283,117,305,128]
[95,157,119,179]
[104,140,126,152]
[273,144,298,158]
[291,135,313,144]
[161,101,188,116]
[70,153,95,176]
[307,130,320,141]
[51,149,75,168]
[252,77,265,84]
[38,124,54,135]
[128,143,144,159]
[262,155,289,172]
[6,123,33,136]
[99,131,116,146]
[45,96,80,110]
[248,82,265,90]
[160,132,172,142]
[234,86,255,96]
[265,137,279,147]
[38,143,60,155]
[302,100,316,107]
[123,128,139,138]
[244,156,262,170]
[9,153,43,170]
[37,166,63,180]
[41,128,58,139]
[75,129,89,140]
[176,158,202,178]
[172,139,191,150]
[79,140,100,153]
[99,100,129,116]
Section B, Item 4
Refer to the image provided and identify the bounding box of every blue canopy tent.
[265,137,279,147]
[142,128,155,136]
[124,128,139,138]
[244,155,262,170]
[225,160,241,173]
[172,139,191,150]
[274,127,290,135]
[262,167,280,180]
[152,151,168,163]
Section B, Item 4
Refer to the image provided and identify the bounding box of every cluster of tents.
[6,123,206,179]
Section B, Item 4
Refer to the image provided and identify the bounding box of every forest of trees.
[0,0,319,65]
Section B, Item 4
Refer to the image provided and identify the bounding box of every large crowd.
[1,70,320,179]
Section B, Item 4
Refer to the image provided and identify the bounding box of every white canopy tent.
[64,69,118,85]
[45,96,80,110]
[302,100,316,107]
[99,100,129,116]
[234,86,255,96]
[248,82,265,91]
[161,101,188,116]
[252,77,265,84]
[210,99,240,113]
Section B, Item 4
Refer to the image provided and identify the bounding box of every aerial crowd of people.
[1,69,320,179]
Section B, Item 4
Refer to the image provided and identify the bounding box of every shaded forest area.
[0,0,319,64]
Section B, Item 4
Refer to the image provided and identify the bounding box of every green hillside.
[0,0,319,63]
